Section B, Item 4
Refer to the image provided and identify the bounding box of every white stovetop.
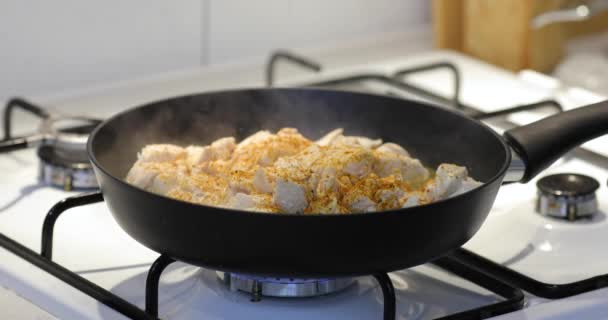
[1,46,608,319]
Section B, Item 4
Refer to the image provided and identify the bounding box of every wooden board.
[432,0,608,72]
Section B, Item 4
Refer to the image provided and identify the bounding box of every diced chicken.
[374,153,429,184]
[424,164,470,201]
[166,188,193,202]
[230,193,271,211]
[186,146,205,166]
[126,160,185,196]
[236,130,272,151]
[349,196,376,213]
[401,194,420,208]
[273,180,308,213]
[343,160,372,178]
[253,167,274,194]
[309,195,342,214]
[228,171,254,194]
[375,188,405,208]
[376,143,409,157]
[314,167,338,196]
[231,193,255,209]
[277,127,300,136]
[187,137,236,165]
[149,173,178,194]
[210,137,236,160]
[452,178,483,196]
[322,147,374,178]
[138,144,185,163]
[338,136,383,149]
[126,162,159,189]
[316,128,344,146]
[274,144,325,182]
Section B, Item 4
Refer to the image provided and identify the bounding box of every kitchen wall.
[0,0,429,101]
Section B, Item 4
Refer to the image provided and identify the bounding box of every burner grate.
[16,192,525,320]
[1,98,100,190]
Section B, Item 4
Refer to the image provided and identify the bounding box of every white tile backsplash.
[0,0,202,101]
[207,0,429,64]
[0,0,428,100]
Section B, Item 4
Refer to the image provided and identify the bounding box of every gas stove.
[1,48,607,320]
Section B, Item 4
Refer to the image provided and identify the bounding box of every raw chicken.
[126,128,481,214]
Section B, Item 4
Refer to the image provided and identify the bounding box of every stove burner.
[1,98,101,190]
[38,145,97,191]
[217,272,355,300]
[536,173,600,220]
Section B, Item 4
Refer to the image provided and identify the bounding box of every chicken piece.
[126,162,159,189]
[228,170,255,194]
[230,193,273,211]
[314,167,338,196]
[273,180,308,213]
[210,137,236,160]
[338,136,383,149]
[186,146,205,166]
[319,146,375,179]
[308,194,342,214]
[452,177,483,196]
[166,188,193,202]
[376,142,409,157]
[253,167,274,194]
[236,130,272,151]
[274,144,325,182]
[232,128,312,170]
[277,127,300,136]
[343,159,372,178]
[349,196,377,213]
[374,152,429,185]
[316,128,344,146]
[424,164,472,202]
[375,188,405,210]
[231,193,256,210]
[150,173,178,194]
[138,144,185,163]
[187,137,236,165]
[401,194,420,208]
[188,173,230,205]
[126,160,185,196]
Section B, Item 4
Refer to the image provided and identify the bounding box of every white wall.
[0,0,429,101]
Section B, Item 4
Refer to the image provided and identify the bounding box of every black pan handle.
[0,136,42,153]
[503,99,608,183]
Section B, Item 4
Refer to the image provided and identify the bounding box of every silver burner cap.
[217,272,355,301]
[38,145,98,191]
[536,173,599,220]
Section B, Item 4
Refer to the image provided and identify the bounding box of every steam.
[91,88,508,182]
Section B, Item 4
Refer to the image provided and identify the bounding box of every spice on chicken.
[126,128,481,214]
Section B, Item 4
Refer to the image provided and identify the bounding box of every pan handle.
[0,135,43,153]
[503,99,608,183]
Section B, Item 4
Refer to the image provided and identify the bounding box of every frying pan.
[88,88,608,278]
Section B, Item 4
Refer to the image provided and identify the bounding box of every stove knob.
[536,173,599,221]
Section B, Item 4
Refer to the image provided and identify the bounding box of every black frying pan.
[88,88,608,278]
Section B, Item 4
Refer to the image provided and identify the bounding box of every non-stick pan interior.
[91,88,508,184]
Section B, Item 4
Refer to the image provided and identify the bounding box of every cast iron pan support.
[3,98,50,141]
[34,192,528,320]
[265,50,322,87]
[0,98,49,152]
[41,192,104,260]
[373,273,396,320]
[393,62,462,110]
[146,255,176,317]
